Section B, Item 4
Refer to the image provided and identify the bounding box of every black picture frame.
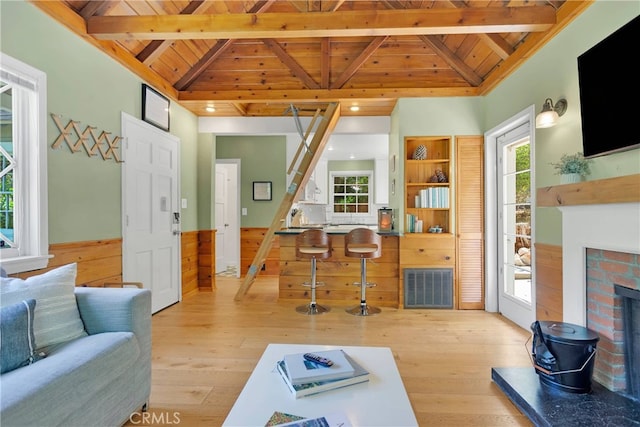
[142,84,170,131]
[253,181,272,201]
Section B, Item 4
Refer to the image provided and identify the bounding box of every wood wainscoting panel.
[197,229,215,292]
[11,238,123,286]
[181,231,199,295]
[535,243,563,321]
[241,228,280,276]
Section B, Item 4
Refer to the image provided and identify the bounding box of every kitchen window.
[0,52,49,274]
[331,171,371,215]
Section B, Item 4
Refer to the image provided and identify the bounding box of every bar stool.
[344,228,382,316]
[295,229,332,315]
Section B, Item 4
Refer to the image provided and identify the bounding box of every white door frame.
[484,105,536,330]
[216,159,241,277]
[121,112,181,312]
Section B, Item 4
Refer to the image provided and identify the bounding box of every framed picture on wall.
[142,84,170,131]
[253,181,272,201]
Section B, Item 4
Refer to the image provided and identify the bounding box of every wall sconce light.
[535,98,567,128]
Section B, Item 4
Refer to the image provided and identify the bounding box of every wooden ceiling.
[32,0,591,117]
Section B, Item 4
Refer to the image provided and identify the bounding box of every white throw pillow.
[0,263,86,350]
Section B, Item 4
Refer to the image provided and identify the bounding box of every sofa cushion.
[0,332,140,426]
[0,263,86,350]
[0,299,44,374]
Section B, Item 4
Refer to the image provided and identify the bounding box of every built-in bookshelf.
[404,136,452,234]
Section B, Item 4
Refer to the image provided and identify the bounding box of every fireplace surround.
[492,175,640,425]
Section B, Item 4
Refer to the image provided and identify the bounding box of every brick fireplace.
[586,248,640,397]
[559,201,640,398]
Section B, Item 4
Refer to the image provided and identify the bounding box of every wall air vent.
[404,268,453,308]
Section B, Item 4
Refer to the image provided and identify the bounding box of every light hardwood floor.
[128,275,533,426]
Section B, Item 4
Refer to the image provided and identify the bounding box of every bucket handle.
[525,334,597,376]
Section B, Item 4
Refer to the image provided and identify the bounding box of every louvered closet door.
[456,136,484,309]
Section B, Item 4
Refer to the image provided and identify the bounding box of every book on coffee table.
[283,349,355,385]
[277,352,369,398]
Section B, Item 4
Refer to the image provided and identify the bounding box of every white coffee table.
[223,343,418,427]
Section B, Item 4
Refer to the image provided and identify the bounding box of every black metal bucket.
[530,321,599,393]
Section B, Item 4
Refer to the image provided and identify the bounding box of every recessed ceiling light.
[350,105,360,112]
[206,105,216,112]
[349,154,355,159]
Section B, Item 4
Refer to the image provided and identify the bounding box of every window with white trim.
[330,171,371,215]
[0,52,49,274]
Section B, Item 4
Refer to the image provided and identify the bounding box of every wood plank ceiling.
[32,0,592,117]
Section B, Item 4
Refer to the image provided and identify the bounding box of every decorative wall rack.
[51,113,123,162]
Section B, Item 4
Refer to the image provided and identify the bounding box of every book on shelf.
[415,187,449,208]
[283,349,355,385]
[276,352,370,399]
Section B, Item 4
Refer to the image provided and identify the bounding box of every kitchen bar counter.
[277,230,400,308]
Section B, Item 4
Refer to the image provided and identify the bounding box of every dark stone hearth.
[492,367,640,426]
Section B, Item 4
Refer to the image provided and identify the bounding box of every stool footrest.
[352,281,376,288]
[302,281,326,287]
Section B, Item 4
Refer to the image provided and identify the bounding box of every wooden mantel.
[537,174,640,207]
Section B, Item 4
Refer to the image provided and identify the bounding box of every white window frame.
[329,170,373,218]
[0,52,49,274]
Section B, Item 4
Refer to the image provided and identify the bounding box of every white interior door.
[215,160,240,276]
[215,166,227,273]
[122,112,181,313]
[497,121,535,330]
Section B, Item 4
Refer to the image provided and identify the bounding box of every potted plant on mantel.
[551,152,592,184]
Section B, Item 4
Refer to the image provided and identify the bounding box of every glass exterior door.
[498,132,534,329]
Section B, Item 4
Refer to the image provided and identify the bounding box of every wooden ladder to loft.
[234,102,341,300]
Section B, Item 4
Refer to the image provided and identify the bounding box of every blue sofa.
[0,287,152,427]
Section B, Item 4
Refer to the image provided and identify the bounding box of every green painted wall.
[216,135,286,227]
[483,0,640,245]
[197,133,216,230]
[0,1,200,243]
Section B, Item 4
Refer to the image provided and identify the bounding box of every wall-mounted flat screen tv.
[577,15,640,159]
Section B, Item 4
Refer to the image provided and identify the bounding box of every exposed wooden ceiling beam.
[87,7,556,40]
[178,86,479,103]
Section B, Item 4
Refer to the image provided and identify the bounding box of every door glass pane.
[501,141,531,304]
[0,83,15,248]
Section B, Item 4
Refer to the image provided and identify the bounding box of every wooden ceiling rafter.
[136,0,212,65]
[263,39,321,89]
[79,0,118,20]
[331,36,389,89]
[174,0,276,91]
